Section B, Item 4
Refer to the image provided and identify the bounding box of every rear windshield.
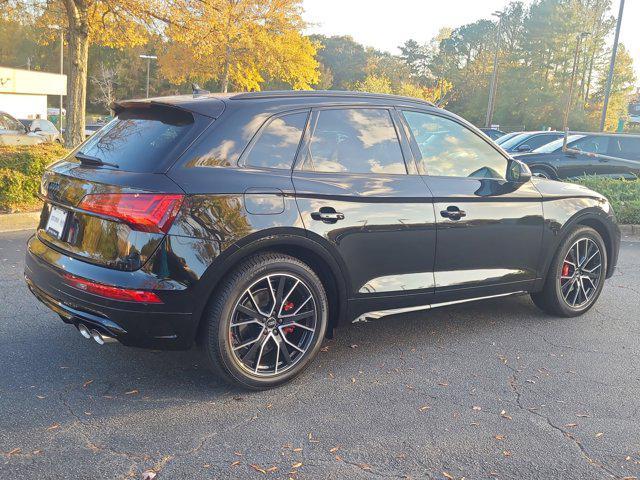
[75,106,201,172]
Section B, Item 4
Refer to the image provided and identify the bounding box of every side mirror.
[516,144,531,152]
[507,159,532,184]
[33,127,42,133]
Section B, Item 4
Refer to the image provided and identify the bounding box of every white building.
[0,66,67,119]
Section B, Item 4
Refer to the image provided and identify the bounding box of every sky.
[303,0,640,80]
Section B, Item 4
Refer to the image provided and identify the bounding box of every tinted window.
[609,136,640,160]
[525,133,563,150]
[571,135,609,154]
[35,120,58,133]
[499,133,530,150]
[304,108,406,174]
[533,135,583,153]
[403,111,507,179]
[77,106,197,172]
[244,112,307,169]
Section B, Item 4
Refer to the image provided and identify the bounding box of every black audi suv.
[25,91,620,388]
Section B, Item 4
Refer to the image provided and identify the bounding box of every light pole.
[485,11,504,128]
[600,0,625,131]
[562,32,589,133]
[139,54,157,98]
[48,24,64,131]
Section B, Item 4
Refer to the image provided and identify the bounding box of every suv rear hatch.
[37,101,217,271]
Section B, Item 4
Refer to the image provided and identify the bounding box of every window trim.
[237,108,311,171]
[292,105,412,176]
[399,108,512,180]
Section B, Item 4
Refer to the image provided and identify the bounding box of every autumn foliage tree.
[23,0,168,147]
[160,0,318,92]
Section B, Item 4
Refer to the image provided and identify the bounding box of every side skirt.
[352,291,527,323]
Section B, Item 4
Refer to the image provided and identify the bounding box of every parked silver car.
[20,118,62,143]
[0,111,45,145]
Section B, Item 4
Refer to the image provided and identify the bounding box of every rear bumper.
[24,235,198,350]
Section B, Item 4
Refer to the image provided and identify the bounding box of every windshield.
[76,106,198,172]
[499,133,530,150]
[495,132,520,145]
[533,135,585,153]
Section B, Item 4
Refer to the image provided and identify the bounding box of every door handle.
[440,206,466,220]
[311,207,345,223]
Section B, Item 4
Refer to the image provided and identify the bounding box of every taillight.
[77,193,184,234]
[64,273,162,303]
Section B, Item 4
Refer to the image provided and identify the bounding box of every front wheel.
[531,226,607,317]
[202,253,328,389]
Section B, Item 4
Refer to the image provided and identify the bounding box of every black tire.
[531,166,555,179]
[202,252,328,389]
[531,226,607,317]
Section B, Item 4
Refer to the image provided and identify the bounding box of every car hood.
[531,176,604,200]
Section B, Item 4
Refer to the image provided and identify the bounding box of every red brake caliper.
[283,301,295,334]
[562,262,570,277]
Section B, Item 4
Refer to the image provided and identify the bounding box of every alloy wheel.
[559,237,602,308]
[228,273,318,377]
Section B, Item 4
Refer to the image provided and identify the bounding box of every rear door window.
[609,136,640,160]
[244,111,308,169]
[302,108,406,174]
[524,133,563,150]
[76,106,203,172]
[570,135,609,154]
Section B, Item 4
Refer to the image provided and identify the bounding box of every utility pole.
[562,32,589,133]
[485,11,504,128]
[48,25,64,131]
[139,54,157,98]
[600,0,625,131]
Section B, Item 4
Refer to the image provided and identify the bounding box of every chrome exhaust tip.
[90,329,105,345]
[77,323,92,339]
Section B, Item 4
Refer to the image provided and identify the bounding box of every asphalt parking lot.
[1,229,639,480]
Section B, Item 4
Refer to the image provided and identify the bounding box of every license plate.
[46,206,68,239]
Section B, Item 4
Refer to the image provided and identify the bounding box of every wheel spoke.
[281,310,314,324]
[280,330,305,353]
[276,335,291,365]
[231,318,262,328]
[278,279,300,316]
[234,327,265,352]
[254,334,270,374]
[266,276,277,316]
[247,289,269,317]
[236,304,263,321]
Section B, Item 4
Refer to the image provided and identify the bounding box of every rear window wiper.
[75,151,119,169]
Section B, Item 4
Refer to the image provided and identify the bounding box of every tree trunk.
[221,44,231,93]
[63,1,89,148]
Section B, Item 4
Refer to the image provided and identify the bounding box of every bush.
[0,144,69,213]
[570,176,640,225]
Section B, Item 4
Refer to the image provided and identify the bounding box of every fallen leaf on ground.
[292,447,302,452]
[234,451,243,456]
[503,450,512,457]
[6,448,21,456]
[595,432,604,438]
[350,344,358,349]
[83,380,93,388]
[358,464,371,470]
[437,382,449,387]
[292,462,303,468]
[124,389,139,395]
[141,470,156,480]
[576,413,591,418]
[320,346,329,352]
[443,472,454,479]
[472,406,482,411]
[47,423,60,431]
[231,461,240,466]
[419,405,431,412]
[250,464,267,474]
[265,466,278,473]
[494,435,505,441]
[329,447,339,453]
[500,410,512,420]
[564,423,578,428]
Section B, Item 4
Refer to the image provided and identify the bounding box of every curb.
[620,224,640,238]
[0,211,40,233]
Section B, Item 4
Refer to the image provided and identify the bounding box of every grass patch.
[570,176,640,225]
[0,144,69,213]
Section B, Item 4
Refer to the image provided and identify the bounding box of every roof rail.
[230,90,435,107]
